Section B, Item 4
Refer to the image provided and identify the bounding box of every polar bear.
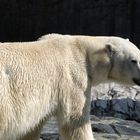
[0,34,139,140]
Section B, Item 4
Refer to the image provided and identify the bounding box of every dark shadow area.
[0,0,139,47]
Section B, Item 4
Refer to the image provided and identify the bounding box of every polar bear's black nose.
[133,78,140,86]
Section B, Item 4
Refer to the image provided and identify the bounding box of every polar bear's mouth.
[133,78,140,86]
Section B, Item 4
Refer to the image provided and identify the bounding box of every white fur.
[0,34,139,140]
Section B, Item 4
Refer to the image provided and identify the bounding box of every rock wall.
[40,116,140,140]
[0,0,140,47]
[91,83,140,121]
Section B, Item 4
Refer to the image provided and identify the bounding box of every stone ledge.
[40,116,140,140]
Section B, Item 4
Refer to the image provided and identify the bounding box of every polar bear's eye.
[131,60,137,64]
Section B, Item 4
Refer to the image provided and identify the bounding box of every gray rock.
[40,118,60,140]
[91,83,140,121]
[40,116,140,140]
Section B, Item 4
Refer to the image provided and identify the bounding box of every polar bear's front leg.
[59,121,95,140]
[57,91,95,140]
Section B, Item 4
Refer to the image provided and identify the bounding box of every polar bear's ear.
[126,38,130,41]
[105,44,114,58]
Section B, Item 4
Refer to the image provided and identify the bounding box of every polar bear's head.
[86,36,140,86]
[106,37,140,86]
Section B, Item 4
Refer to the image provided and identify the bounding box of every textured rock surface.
[91,83,140,121]
[40,116,140,140]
